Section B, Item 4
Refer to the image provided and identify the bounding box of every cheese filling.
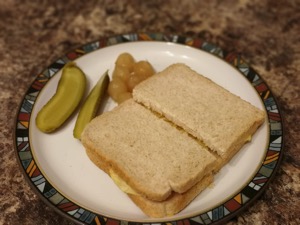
[246,135,252,142]
[109,169,139,195]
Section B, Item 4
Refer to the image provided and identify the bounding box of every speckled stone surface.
[0,0,299,224]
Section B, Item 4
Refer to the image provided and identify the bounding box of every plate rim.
[13,32,284,225]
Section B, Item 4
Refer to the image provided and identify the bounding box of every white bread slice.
[81,99,217,202]
[133,63,265,160]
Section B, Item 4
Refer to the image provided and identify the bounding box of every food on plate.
[36,62,86,133]
[81,63,265,217]
[133,63,266,165]
[107,77,129,103]
[108,52,155,104]
[73,71,109,139]
[81,99,217,217]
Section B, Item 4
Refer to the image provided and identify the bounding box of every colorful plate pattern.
[14,33,284,225]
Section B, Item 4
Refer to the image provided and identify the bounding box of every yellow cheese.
[109,169,139,195]
[246,135,252,142]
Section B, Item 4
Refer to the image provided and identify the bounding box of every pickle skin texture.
[73,71,109,139]
[36,62,86,133]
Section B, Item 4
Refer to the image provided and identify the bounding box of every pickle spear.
[73,71,109,139]
[36,62,86,133]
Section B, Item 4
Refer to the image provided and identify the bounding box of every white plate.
[15,33,284,225]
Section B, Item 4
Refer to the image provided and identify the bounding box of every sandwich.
[81,63,265,218]
[82,99,216,217]
[133,63,265,165]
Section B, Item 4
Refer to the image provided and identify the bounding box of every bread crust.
[128,174,213,218]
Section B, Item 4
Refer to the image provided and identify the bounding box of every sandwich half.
[81,99,217,217]
[133,63,265,164]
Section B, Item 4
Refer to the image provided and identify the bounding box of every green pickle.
[73,71,109,139]
[36,62,86,133]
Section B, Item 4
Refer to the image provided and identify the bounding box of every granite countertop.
[0,0,299,224]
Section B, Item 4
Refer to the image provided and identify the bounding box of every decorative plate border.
[14,33,284,225]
